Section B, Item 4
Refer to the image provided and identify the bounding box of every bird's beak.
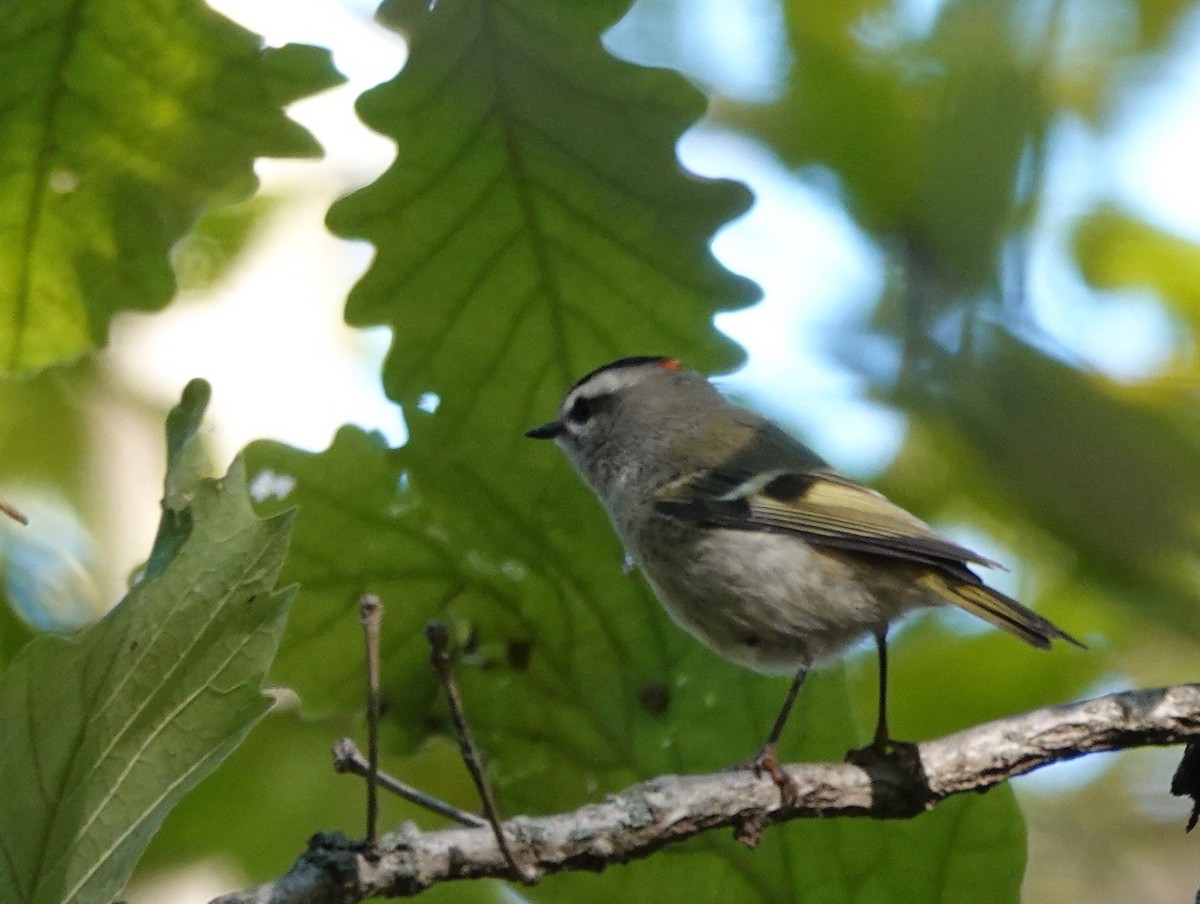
[525,420,564,440]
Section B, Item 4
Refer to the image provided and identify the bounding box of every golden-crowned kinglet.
[527,356,1082,785]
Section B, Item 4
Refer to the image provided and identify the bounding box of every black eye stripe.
[566,392,611,424]
[569,397,592,422]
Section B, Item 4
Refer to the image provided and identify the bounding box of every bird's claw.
[747,743,799,807]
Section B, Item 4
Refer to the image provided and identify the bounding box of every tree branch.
[210,684,1200,904]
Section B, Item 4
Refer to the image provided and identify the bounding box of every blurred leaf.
[715,0,919,228]
[1034,3,1152,118]
[0,380,294,904]
[864,616,1103,743]
[0,361,186,647]
[172,194,278,292]
[1138,0,1196,47]
[0,364,92,492]
[0,492,102,633]
[0,363,101,667]
[719,0,1042,293]
[1021,747,1200,903]
[884,328,1200,633]
[0,578,34,668]
[911,2,1042,290]
[1073,206,1200,329]
[0,1,342,374]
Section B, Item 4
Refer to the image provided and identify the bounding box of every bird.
[526,355,1082,795]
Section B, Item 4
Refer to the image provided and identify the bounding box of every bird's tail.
[917,572,1085,650]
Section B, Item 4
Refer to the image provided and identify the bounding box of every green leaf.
[1073,206,1200,330]
[327,0,754,486]
[0,1,343,374]
[0,379,294,904]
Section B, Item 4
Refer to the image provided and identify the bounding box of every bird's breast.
[629,516,927,674]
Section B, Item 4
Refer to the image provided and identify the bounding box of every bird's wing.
[657,422,1089,648]
[654,462,1000,571]
[655,456,1084,649]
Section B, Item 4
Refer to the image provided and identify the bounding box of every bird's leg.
[746,665,807,806]
[872,627,890,751]
[846,628,918,765]
[766,664,808,749]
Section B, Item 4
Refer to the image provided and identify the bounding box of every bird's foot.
[844,737,920,768]
[741,743,799,807]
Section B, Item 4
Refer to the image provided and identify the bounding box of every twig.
[210,684,1200,903]
[0,495,27,525]
[360,594,383,849]
[331,737,487,829]
[425,621,534,883]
